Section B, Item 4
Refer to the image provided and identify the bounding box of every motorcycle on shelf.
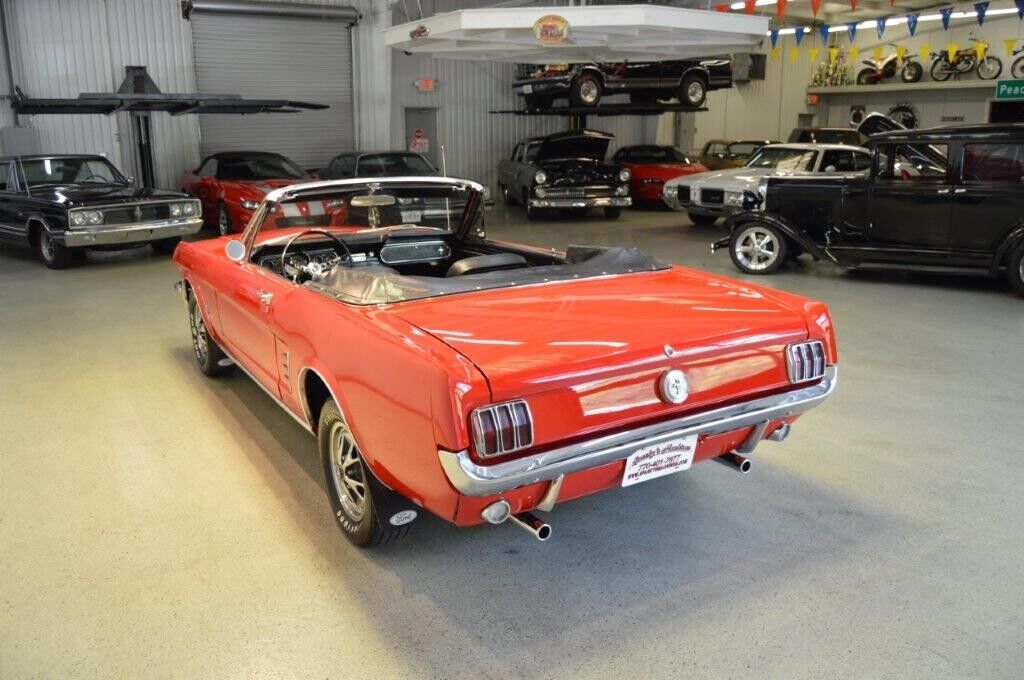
[856,44,923,85]
[1011,43,1024,78]
[930,36,1002,81]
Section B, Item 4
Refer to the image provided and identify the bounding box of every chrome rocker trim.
[528,196,632,209]
[64,216,203,246]
[439,366,837,496]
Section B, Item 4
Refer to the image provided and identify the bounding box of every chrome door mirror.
[225,239,246,262]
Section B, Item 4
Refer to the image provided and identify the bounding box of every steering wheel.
[280,229,352,281]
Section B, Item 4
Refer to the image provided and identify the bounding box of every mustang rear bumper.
[528,196,631,209]
[439,366,837,496]
[63,217,203,247]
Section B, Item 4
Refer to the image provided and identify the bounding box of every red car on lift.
[611,145,708,203]
[180,151,312,235]
[173,177,838,548]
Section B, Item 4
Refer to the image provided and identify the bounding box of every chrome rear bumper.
[439,366,837,496]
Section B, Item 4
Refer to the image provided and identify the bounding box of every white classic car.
[663,143,872,225]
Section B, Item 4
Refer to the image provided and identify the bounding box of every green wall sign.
[995,80,1024,100]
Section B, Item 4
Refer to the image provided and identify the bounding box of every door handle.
[936,188,951,194]
[256,289,274,306]
[953,188,967,194]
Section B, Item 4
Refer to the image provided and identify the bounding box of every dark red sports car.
[181,151,312,234]
[611,145,708,203]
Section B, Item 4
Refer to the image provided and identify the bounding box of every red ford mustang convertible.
[173,177,838,547]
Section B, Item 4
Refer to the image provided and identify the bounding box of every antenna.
[440,144,447,176]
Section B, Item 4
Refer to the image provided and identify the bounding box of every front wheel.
[930,59,952,82]
[678,74,707,107]
[319,400,405,547]
[187,288,234,377]
[1007,242,1024,297]
[1012,55,1024,79]
[217,202,232,236]
[901,61,923,83]
[856,68,878,85]
[688,212,718,226]
[568,73,602,107]
[977,56,1002,80]
[36,229,73,269]
[729,223,788,275]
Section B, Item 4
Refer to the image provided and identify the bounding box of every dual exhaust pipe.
[480,500,552,541]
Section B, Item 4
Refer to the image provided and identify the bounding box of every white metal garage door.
[191,12,355,168]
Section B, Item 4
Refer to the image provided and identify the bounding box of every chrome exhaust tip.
[508,512,552,541]
[768,423,791,442]
[480,499,512,525]
[714,452,751,474]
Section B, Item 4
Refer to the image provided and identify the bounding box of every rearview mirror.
[351,193,397,207]
[225,239,245,262]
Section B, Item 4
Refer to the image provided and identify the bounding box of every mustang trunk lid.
[390,267,811,449]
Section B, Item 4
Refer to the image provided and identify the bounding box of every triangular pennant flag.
[975,2,988,24]
[770,29,780,48]
[794,26,806,46]
[1016,0,1024,19]
[850,46,860,63]
[850,0,859,9]
[771,46,780,60]
[873,45,884,60]
[809,47,821,62]
[876,16,887,39]
[940,7,953,30]
[819,24,831,45]
[789,46,800,63]
[1005,38,1017,55]
[948,42,959,58]
[847,22,858,41]
[811,0,822,16]
[829,47,840,63]
[976,42,987,58]
[744,0,757,14]
[715,3,730,12]
[919,43,932,60]
[907,13,919,36]
[777,0,788,20]
[896,45,907,63]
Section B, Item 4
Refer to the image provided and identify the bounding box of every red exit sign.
[415,78,436,92]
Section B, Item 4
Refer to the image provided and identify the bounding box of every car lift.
[489,102,709,131]
[12,65,327,188]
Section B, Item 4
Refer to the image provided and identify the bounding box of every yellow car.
[697,139,778,170]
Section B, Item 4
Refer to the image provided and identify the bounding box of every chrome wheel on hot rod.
[729,223,788,275]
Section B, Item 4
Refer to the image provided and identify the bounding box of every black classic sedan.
[0,154,201,268]
[497,129,632,220]
[711,123,1024,296]
[513,58,732,110]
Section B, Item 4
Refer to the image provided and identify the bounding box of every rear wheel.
[187,288,233,377]
[678,74,707,107]
[1012,55,1024,79]
[501,184,515,205]
[603,207,622,219]
[319,400,405,547]
[930,59,952,82]
[856,68,877,85]
[1007,242,1024,297]
[977,56,1002,80]
[36,229,73,269]
[687,212,717,226]
[729,223,787,275]
[568,73,602,107]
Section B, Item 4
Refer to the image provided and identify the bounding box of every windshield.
[253,183,479,237]
[726,142,763,158]
[357,153,436,177]
[218,155,308,181]
[745,147,818,172]
[20,157,126,186]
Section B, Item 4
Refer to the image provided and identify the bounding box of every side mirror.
[126,175,135,185]
[225,239,246,262]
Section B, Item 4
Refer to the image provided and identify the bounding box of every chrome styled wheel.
[686,81,703,103]
[189,298,209,366]
[578,79,599,104]
[729,224,787,275]
[39,231,55,262]
[329,420,367,523]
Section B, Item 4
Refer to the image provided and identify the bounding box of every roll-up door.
[191,12,354,168]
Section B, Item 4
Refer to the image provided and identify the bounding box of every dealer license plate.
[400,210,422,223]
[522,84,534,94]
[621,434,697,487]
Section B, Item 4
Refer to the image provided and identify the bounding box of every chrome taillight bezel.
[470,400,533,459]
[786,340,827,384]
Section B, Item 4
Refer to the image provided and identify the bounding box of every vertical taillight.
[786,340,826,383]
[471,400,533,459]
